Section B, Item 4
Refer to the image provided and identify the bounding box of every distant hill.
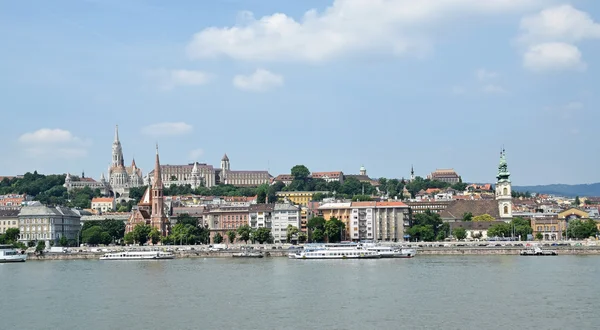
[513,183,600,197]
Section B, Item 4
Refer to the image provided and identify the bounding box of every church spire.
[152,144,163,189]
[496,148,510,183]
[114,125,120,142]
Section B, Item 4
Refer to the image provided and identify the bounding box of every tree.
[213,233,223,244]
[82,226,104,245]
[452,227,467,240]
[568,219,598,239]
[237,225,252,244]
[298,232,308,243]
[462,212,473,221]
[4,228,20,242]
[254,227,272,244]
[511,217,533,240]
[291,165,310,181]
[27,240,36,248]
[311,228,325,243]
[226,230,237,244]
[487,222,511,238]
[473,214,495,222]
[286,225,299,243]
[535,232,543,240]
[307,217,326,230]
[124,232,135,245]
[176,214,198,227]
[324,217,345,243]
[408,210,446,241]
[132,224,152,245]
[100,232,112,245]
[35,241,46,253]
[574,196,581,206]
[149,227,161,245]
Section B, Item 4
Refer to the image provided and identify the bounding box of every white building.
[350,202,376,241]
[272,203,300,243]
[249,204,274,229]
[91,197,116,213]
[495,149,513,220]
[18,204,82,246]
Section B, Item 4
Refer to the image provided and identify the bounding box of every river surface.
[2,256,599,330]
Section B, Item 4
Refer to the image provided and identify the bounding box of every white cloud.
[482,84,507,94]
[188,148,204,160]
[517,5,599,72]
[141,122,193,136]
[519,5,600,44]
[187,0,544,62]
[233,69,284,92]
[523,42,586,72]
[475,69,498,81]
[152,69,212,90]
[18,128,89,159]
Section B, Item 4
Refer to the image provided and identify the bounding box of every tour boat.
[0,245,27,263]
[519,246,557,256]
[365,246,417,258]
[99,251,175,260]
[232,247,264,258]
[288,243,381,259]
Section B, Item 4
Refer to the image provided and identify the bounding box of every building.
[206,206,250,243]
[374,202,411,242]
[272,203,300,243]
[17,204,81,246]
[405,201,452,214]
[91,197,116,213]
[272,174,294,186]
[350,202,376,241]
[172,206,207,227]
[147,153,271,188]
[317,202,353,239]
[495,149,513,220]
[0,194,28,207]
[427,169,460,184]
[440,200,500,222]
[276,191,327,206]
[64,125,144,199]
[558,208,589,221]
[125,146,170,236]
[344,165,380,187]
[449,221,507,239]
[249,204,274,229]
[310,171,344,183]
[0,209,19,234]
[531,217,565,241]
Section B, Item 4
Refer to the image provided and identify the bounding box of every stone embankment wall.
[26,246,600,260]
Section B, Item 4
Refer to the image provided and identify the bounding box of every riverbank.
[25,246,600,260]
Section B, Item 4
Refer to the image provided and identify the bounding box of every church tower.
[150,145,169,235]
[221,153,230,183]
[112,125,124,168]
[359,165,367,176]
[190,161,201,189]
[410,165,415,181]
[495,149,513,220]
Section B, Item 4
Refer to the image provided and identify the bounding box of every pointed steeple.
[131,158,137,168]
[152,144,163,189]
[192,161,199,173]
[222,153,229,161]
[100,172,106,182]
[114,125,120,142]
[496,148,510,183]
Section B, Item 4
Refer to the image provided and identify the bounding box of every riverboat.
[365,246,417,258]
[99,251,175,260]
[0,245,27,263]
[519,246,557,256]
[232,247,264,258]
[288,243,381,259]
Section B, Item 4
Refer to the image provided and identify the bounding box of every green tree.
[307,217,326,230]
[27,240,36,248]
[149,227,161,245]
[132,224,152,245]
[100,220,126,241]
[254,227,272,244]
[226,230,237,244]
[511,217,533,239]
[574,196,581,206]
[535,232,543,240]
[82,226,104,245]
[487,222,512,238]
[291,165,310,181]
[462,212,473,221]
[311,228,325,243]
[124,232,134,245]
[237,225,252,244]
[4,228,20,242]
[100,232,112,245]
[568,219,598,239]
[298,232,308,243]
[176,214,198,227]
[408,210,446,241]
[286,225,299,243]
[213,233,223,244]
[35,241,46,253]
[324,217,345,243]
[473,214,495,222]
[452,227,467,240]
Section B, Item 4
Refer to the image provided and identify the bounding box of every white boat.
[365,246,417,258]
[232,247,264,258]
[99,251,175,260]
[289,243,381,259]
[0,244,27,263]
[520,246,557,256]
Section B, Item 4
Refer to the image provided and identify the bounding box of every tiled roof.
[0,209,20,217]
[440,200,500,220]
[376,201,408,207]
[351,201,377,208]
[249,204,275,212]
[92,197,114,203]
[311,171,343,178]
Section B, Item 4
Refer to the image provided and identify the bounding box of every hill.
[513,183,600,197]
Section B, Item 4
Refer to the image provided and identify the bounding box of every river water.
[2,256,599,330]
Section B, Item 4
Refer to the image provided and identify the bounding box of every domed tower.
[359,165,367,176]
[495,149,513,220]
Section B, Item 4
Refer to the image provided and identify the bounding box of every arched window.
[503,187,508,195]
[503,205,509,214]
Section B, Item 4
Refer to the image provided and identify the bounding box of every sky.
[1,0,599,186]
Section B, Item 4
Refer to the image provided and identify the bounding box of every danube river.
[2,256,599,330]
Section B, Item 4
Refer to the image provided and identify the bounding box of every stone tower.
[111,125,124,168]
[150,145,169,235]
[190,161,201,189]
[221,153,230,182]
[360,165,367,176]
[495,149,513,220]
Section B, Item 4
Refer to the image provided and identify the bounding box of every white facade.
[374,207,410,242]
[272,203,300,243]
[91,197,116,212]
[18,205,81,246]
[350,205,375,241]
[249,204,274,229]
[0,209,19,234]
[495,149,513,220]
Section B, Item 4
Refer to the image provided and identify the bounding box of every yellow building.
[531,218,566,241]
[558,208,589,221]
[276,191,327,206]
[316,202,353,239]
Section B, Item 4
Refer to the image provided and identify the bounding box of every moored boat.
[99,251,175,260]
[365,246,417,258]
[232,247,264,258]
[520,246,557,256]
[289,243,380,259]
[0,244,27,263]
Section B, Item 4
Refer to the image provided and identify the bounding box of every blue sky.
[1,0,599,185]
